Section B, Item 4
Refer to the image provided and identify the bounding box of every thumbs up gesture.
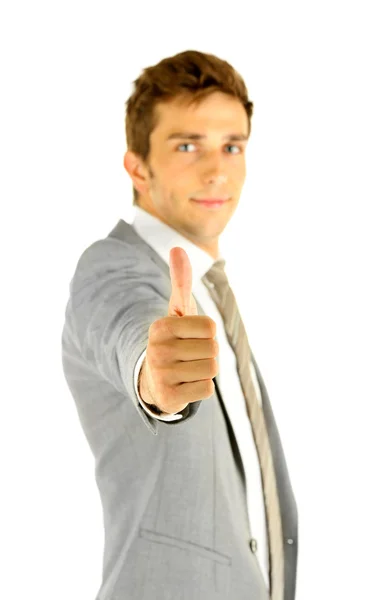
[139,247,219,415]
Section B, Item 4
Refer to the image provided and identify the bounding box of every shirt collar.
[131,205,226,285]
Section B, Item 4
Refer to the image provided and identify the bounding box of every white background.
[1,1,366,598]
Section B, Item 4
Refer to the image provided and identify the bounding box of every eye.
[226,145,242,154]
[177,143,195,152]
[176,144,243,153]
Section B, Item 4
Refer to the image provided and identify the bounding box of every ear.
[123,151,150,196]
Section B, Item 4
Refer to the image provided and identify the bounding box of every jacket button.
[249,538,258,553]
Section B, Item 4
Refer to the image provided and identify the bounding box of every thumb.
[168,247,198,317]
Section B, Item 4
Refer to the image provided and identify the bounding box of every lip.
[191,198,229,206]
[192,198,229,203]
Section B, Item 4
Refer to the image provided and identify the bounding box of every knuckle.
[169,383,179,401]
[150,317,169,336]
[148,340,172,367]
[156,340,172,363]
[148,320,159,339]
[146,347,159,368]
[168,384,181,407]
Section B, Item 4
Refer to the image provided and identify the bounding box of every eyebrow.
[166,132,249,141]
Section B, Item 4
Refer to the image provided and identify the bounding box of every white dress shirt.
[131,205,270,590]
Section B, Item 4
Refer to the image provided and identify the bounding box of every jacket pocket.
[139,527,231,566]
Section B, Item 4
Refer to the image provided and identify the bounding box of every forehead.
[152,92,249,137]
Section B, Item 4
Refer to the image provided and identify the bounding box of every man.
[61,50,298,599]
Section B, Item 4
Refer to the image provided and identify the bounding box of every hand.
[139,247,219,414]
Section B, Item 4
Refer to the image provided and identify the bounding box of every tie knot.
[202,258,228,290]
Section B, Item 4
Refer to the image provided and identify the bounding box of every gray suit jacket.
[61,217,298,600]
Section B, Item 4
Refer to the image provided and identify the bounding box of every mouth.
[190,198,230,208]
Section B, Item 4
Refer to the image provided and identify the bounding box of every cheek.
[233,162,246,183]
[163,165,194,191]
[159,162,182,186]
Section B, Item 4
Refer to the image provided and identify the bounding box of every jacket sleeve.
[68,238,201,435]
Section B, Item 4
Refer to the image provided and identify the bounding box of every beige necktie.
[202,259,284,600]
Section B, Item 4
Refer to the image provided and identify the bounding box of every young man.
[61,50,298,600]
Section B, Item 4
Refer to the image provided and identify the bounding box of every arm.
[69,239,199,434]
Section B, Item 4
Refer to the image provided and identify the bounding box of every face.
[124,91,249,259]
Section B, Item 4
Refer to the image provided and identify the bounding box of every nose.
[201,152,228,186]
[207,173,227,185]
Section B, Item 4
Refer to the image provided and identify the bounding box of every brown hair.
[125,50,254,205]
